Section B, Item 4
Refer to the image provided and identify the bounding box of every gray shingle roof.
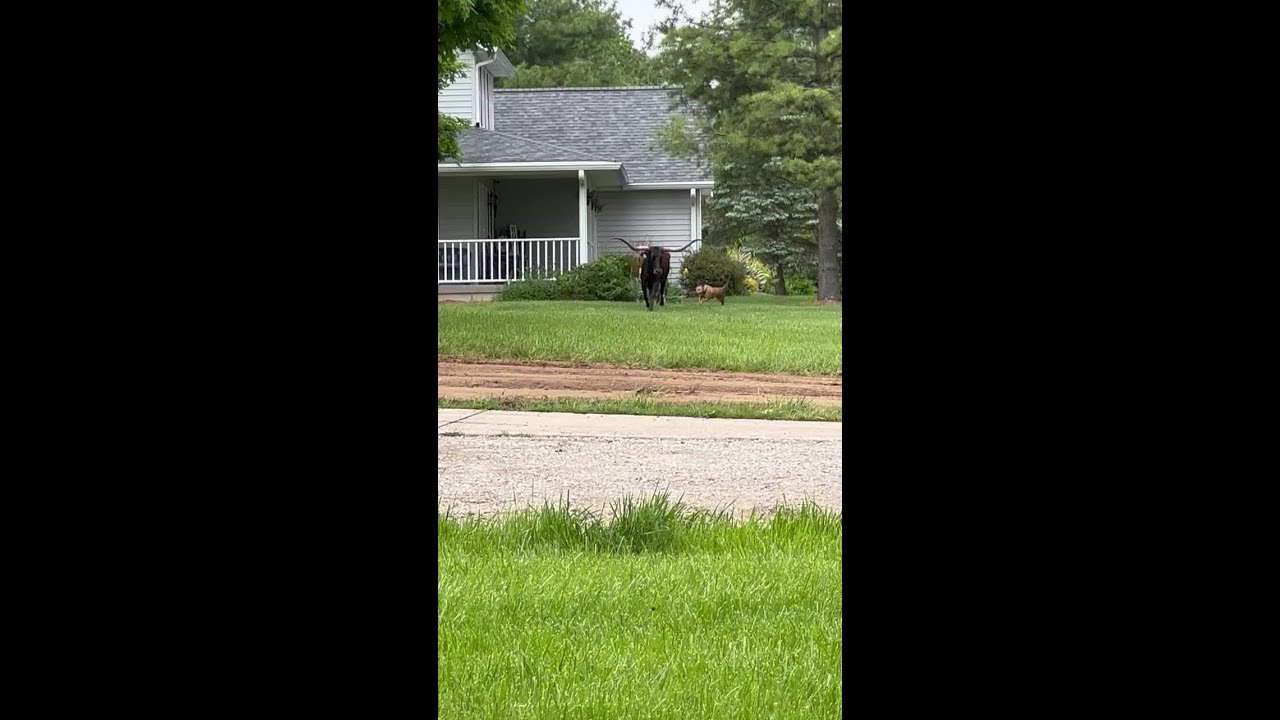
[456,127,616,164]
[495,87,711,184]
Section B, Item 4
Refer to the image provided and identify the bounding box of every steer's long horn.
[674,239,699,253]
[612,237,642,252]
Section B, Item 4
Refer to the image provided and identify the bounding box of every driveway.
[437,410,842,516]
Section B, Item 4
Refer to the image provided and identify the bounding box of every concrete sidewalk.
[437,409,842,440]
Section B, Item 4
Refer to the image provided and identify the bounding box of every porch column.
[690,188,698,245]
[578,170,589,265]
[695,189,704,251]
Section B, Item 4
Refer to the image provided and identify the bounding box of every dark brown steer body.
[614,238,697,311]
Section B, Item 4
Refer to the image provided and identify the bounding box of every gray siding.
[438,177,475,239]
[495,178,578,238]
[439,52,475,123]
[595,190,694,276]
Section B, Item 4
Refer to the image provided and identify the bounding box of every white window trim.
[623,181,715,190]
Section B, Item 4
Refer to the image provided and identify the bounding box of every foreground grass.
[437,395,842,422]
[437,294,842,375]
[438,495,842,719]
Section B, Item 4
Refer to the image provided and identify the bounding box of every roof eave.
[438,161,623,172]
[624,181,714,190]
[475,48,515,77]
[437,161,627,188]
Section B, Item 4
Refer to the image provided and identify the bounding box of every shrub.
[497,278,559,301]
[680,248,748,296]
[784,276,817,296]
[556,255,637,301]
[728,247,773,293]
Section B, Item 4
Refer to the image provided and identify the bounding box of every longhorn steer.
[614,238,697,311]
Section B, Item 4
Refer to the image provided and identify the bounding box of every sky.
[613,0,706,52]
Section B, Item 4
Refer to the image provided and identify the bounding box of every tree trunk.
[814,18,840,301]
[775,264,786,295]
[816,189,840,300]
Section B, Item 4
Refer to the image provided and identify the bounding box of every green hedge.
[680,248,748,296]
[557,256,636,301]
[497,256,639,302]
[496,278,558,301]
[784,276,817,296]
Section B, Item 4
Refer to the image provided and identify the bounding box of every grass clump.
[438,492,842,555]
[607,493,688,553]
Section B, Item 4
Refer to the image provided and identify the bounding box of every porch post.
[695,189,704,251]
[578,170,589,265]
[689,188,698,245]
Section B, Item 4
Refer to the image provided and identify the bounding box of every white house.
[438,49,712,299]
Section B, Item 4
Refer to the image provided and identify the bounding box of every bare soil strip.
[437,359,842,406]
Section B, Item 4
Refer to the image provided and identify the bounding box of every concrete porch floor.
[438,284,503,302]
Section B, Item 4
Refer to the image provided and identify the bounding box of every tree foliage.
[438,0,527,161]
[655,0,842,299]
[708,158,817,293]
[500,0,657,88]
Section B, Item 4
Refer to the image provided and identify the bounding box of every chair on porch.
[438,244,471,281]
[492,228,527,280]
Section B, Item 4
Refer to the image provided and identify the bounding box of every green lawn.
[437,295,842,375]
[438,495,843,719]
[438,395,842,422]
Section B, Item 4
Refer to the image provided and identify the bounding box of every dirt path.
[437,358,842,406]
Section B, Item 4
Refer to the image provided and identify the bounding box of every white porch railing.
[438,238,581,284]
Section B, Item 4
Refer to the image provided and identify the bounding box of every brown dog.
[695,284,728,305]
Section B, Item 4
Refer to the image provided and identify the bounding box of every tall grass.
[438,492,842,555]
[437,295,842,375]
[438,493,842,719]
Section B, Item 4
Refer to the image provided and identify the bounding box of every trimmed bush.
[680,248,748,296]
[497,257,641,302]
[497,278,558,301]
[784,276,817,296]
[556,256,638,301]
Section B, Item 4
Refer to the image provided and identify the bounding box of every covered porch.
[438,132,628,287]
